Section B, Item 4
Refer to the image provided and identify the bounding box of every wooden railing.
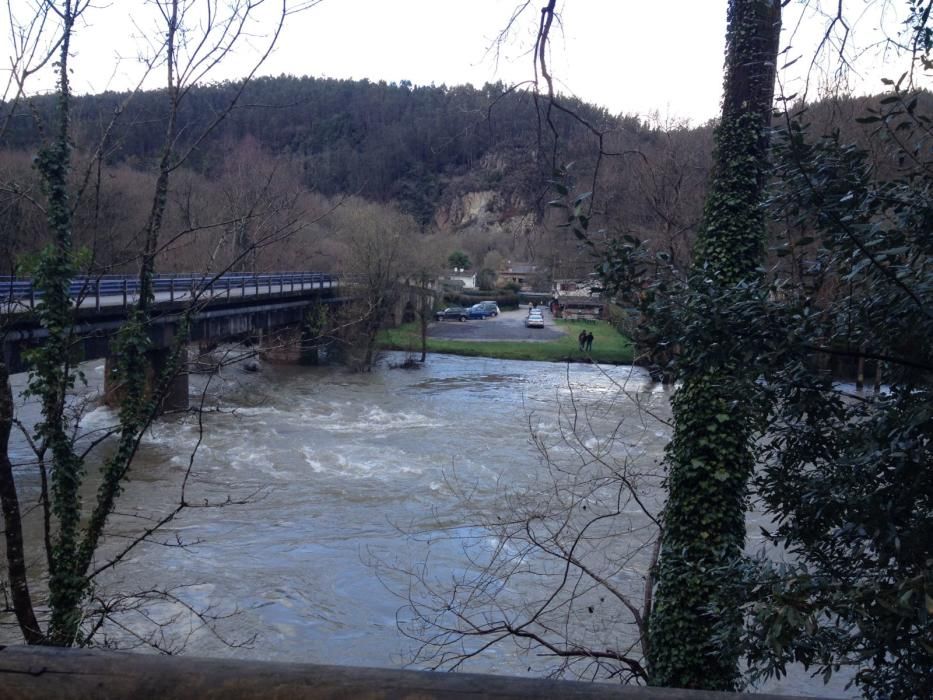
[0,646,826,700]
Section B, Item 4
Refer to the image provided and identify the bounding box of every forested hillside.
[3,77,622,222]
[2,74,925,282]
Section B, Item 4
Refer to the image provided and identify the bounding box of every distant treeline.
[3,76,637,225]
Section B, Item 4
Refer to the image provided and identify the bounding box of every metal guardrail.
[0,272,339,313]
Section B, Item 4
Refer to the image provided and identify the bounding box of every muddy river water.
[5,352,851,696]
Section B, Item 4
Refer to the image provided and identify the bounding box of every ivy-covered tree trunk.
[647,0,781,689]
[29,0,89,645]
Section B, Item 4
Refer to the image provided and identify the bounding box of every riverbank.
[378,316,634,364]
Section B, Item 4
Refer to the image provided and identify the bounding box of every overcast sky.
[5,1,923,125]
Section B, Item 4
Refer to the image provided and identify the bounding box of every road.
[428,307,567,342]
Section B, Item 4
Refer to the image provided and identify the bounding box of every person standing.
[578,330,587,351]
[585,331,594,352]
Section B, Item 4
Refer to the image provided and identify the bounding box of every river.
[4,352,852,696]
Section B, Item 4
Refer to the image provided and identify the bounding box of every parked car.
[525,310,544,328]
[468,304,491,319]
[435,306,469,321]
[477,301,500,316]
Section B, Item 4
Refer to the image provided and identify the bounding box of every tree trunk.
[32,0,86,646]
[420,295,429,363]
[0,361,43,643]
[647,0,782,690]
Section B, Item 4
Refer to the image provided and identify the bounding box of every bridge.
[1,272,342,410]
[0,272,339,315]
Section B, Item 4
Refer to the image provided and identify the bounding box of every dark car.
[468,304,491,319]
[435,306,469,321]
[477,301,500,316]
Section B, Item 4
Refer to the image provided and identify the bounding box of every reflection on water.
[4,353,851,696]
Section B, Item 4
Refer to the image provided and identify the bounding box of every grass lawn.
[378,320,634,364]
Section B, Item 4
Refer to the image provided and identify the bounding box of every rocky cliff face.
[434,188,534,240]
[435,190,499,229]
[433,147,537,239]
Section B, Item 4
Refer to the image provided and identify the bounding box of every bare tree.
[0,0,312,648]
[0,0,66,137]
[403,246,443,364]
[335,200,418,371]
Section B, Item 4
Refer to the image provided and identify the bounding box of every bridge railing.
[0,272,338,313]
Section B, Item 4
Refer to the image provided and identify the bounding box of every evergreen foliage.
[447,250,471,270]
[731,79,933,698]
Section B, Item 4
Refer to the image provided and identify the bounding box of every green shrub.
[447,290,520,310]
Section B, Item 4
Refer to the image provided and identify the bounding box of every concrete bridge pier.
[259,325,301,364]
[299,324,320,365]
[104,345,189,414]
[391,283,437,327]
[258,322,324,366]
